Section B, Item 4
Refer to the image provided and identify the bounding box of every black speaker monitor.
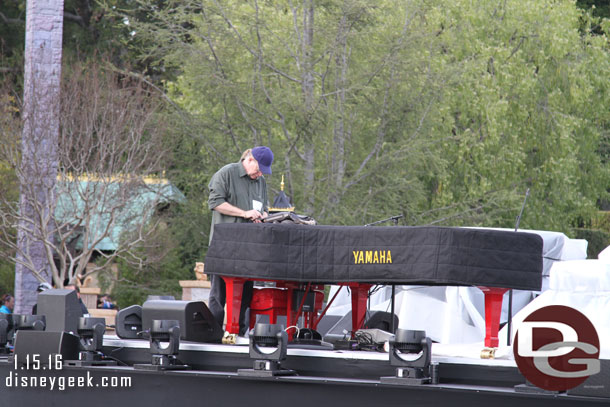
[115,305,143,340]
[569,359,610,398]
[0,313,13,330]
[142,300,223,343]
[314,314,342,337]
[13,330,79,366]
[0,314,13,339]
[37,289,83,333]
[363,311,399,332]
[0,319,8,346]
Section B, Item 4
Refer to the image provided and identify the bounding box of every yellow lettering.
[353,249,392,264]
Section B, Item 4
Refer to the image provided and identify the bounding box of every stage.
[3,225,607,406]
[2,335,609,407]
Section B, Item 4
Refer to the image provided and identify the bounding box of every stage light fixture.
[64,317,117,366]
[238,323,295,377]
[380,329,437,385]
[134,319,189,371]
[14,314,46,332]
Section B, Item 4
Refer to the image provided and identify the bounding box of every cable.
[107,347,129,366]
[285,325,300,338]
[354,330,374,345]
[368,285,384,296]
[354,330,383,351]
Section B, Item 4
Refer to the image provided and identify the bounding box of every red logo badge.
[513,305,600,391]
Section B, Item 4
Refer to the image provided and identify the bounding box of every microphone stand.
[507,188,530,346]
[364,214,404,227]
[364,214,404,334]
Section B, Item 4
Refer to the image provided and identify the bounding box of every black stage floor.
[1,336,609,407]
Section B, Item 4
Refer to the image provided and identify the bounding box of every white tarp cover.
[498,254,610,359]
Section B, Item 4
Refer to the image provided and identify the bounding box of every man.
[207,146,274,337]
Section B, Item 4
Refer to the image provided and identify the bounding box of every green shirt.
[207,161,268,243]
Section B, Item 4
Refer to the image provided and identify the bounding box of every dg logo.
[513,305,600,391]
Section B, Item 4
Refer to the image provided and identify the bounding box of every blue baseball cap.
[251,146,274,174]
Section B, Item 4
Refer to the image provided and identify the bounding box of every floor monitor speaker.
[142,300,223,343]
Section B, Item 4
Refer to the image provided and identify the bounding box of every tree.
[577,0,610,21]
[0,63,172,301]
[123,0,446,222]
[0,86,19,298]
[117,0,608,237]
[1,0,144,79]
[421,0,610,231]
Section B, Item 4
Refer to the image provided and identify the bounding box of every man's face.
[243,156,263,179]
[7,297,14,310]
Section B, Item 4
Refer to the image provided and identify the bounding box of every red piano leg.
[349,283,372,338]
[478,286,509,348]
[223,277,246,335]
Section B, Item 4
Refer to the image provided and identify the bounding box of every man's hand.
[253,211,268,223]
[243,209,263,222]
[213,202,266,223]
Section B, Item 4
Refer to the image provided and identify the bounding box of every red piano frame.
[223,276,508,348]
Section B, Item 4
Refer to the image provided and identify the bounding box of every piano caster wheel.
[480,347,497,359]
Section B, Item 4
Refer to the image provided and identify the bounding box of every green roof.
[54,176,185,251]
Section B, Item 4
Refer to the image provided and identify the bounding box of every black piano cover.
[205,224,544,291]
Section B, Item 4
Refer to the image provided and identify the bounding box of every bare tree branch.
[0,63,175,289]
[0,11,23,25]
[212,0,302,84]
[63,12,85,27]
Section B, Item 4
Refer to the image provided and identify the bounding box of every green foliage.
[109,201,210,308]
[110,262,186,309]
[122,0,609,234]
[0,0,144,83]
[4,0,610,305]
[577,0,610,20]
[0,100,21,205]
[0,85,19,268]
[423,0,610,232]
[0,259,15,296]
[110,255,188,309]
[573,228,610,258]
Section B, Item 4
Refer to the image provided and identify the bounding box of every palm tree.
[14,0,64,314]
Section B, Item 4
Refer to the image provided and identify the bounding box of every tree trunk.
[301,0,315,214]
[15,0,64,314]
[331,12,348,208]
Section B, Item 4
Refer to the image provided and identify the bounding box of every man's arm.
[214,202,263,222]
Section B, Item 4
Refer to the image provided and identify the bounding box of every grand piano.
[204,223,544,347]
